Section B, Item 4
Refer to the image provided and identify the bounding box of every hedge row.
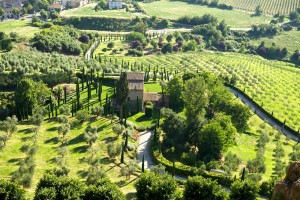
[62,17,136,31]
[225,83,299,140]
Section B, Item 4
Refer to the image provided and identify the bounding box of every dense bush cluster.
[0,32,13,51]
[178,14,219,26]
[34,174,125,200]
[31,26,83,55]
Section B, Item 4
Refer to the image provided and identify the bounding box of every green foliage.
[183,176,229,199]
[0,179,26,200]
[224,152,241,171]
[116,72,129,105]
[166,76,184,109]
[83,125,98,147]
[112,124,125,136]
[15,78,51,112]
[120,159,138,179]
[135,172,177,200]
[0,32,13,51]
[107,142,122,159]
[183,40,197,52]
[127,32,147,45]
[76,110,90,123]
[199,114,236,161]
[34,174,85,200]
[161,43,173,54]
[255,5,263,16]
[83,178,125,200]
[31,26,82,55]
[145,102,153,118]
[230,180,260,200]
[59,104,71,116]
[91,106,103,116]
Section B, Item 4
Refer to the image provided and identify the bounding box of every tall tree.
[115,72,129,105]
[166,76,184,109]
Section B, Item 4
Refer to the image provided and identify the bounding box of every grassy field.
[219,0,300,15]
[0,20,40,38]
[228,109,295,180]
[119,51,300,132]
[0,85,139,199]
[139,1,272,28]
[251,30,300,54]
[61,3,146,18]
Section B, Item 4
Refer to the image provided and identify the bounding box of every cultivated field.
[219,0,300,15]
[139,1,272,27]
[0,85,139,199]
[118,51,300,132]
[61,3,146,18]
[0,20,40,38]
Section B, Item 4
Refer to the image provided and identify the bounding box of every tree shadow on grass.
[126,192,136,200]
[68,134,84,145]
[19,128,32,134]
[44,136,59,144]
[77,170,88,178]
[102,136,117,143]
[21,136,32,142]
[48,157,57,164]
[71,145,88,153]
[8,158,22,164]
[47,127,57,132]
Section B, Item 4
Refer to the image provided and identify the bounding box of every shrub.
[34,174,85,200]
[135,172,177,200]
[83,178,125,200]
[59,104,70,116]
[230,180,260,200]
[76,110,90,122]
[0,179,26,200]
[183,176,229,199]
[145,103,153,118]
[107,42,115,49]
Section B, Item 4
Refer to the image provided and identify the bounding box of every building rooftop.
[126,72,144,81]
[144,92,169,103]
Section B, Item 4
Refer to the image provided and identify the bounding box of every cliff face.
[272,161,300,200]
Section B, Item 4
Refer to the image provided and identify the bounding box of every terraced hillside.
[119,51,300,132]
[219,0,300,15]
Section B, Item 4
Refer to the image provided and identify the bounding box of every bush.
[76,110,90,122]
[34,174,85,200]
[83,178,125,200]
[145,102,153,117]
[135,172,177,200]
[183,176,229,199]
[0,179,26,200]
[230,180,260,200]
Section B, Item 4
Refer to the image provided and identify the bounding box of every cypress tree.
[57,88,61,107]
[55,104,58,117]
[64,87,67,104]
[48,105,51,119]
[142,155,145,172]
[82,68,85,91]
[72,101,74,117]
[120,144,124,163]
[125,131,128,148]
[241,167,245,181]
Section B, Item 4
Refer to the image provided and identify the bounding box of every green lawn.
[139,1,272,28]
[250,30,300,54]
[144,82,162,93]
[61,3,146,19]
[0,19,40,38]
[0,84,139,199]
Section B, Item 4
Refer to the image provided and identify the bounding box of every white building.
[61,0,88,8]
[108,0,122,9]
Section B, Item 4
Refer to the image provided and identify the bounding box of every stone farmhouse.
[125,72,168,112]
[47,0,88,12]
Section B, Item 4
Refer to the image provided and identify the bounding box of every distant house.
[61,0,88,8]
[1,0,22,19]
[47,3,63,12]
[113,72,168,112]
[107,0,122,9]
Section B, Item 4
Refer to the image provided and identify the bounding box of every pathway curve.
[230,88,298,142]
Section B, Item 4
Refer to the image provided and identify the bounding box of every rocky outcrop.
[272,161,300,200]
